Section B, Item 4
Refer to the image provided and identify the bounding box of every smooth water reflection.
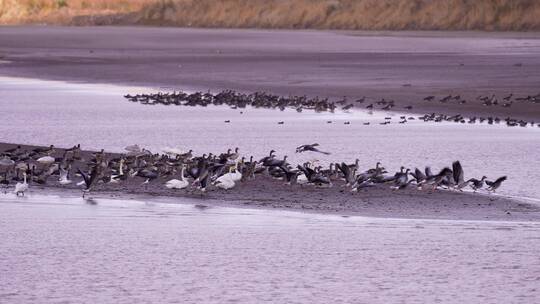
[1,194,539,303]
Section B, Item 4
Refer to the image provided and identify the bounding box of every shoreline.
[26,180,540,222]
[1,26,539,121]
[2,142,540,222]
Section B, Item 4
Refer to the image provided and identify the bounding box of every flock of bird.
[125,90,539,128]
[0,144,507,198]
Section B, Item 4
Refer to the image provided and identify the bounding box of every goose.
[392,168,410,189]
[4,145,21,154]
[136,168,158,184]
[259,150,276,164]
[77,166,100,197]
[391,179,415,190]
[451,161,469,190]
[335,162,356,186]
[14,172,29,196]
[419,167,452,190]
[486,176,507,192]
[165,165,189,189]
[467,176,487,192]
[295,143,331,155]
[264,155,287,168]
[410,168,426,183]
[33,145,54,155]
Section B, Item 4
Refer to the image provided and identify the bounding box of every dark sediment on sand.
[2,142,539,222]
[1,27,540,120]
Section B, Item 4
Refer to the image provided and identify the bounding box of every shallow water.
[1,194,539,303]
[0,76,539,201]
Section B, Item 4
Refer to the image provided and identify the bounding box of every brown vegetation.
[1,0,539,31]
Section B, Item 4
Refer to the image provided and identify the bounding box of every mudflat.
[0,26,539,120]
[2,142,538,222]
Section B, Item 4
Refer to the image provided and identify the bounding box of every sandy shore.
[1,26,540,120]
[2,142,539,222]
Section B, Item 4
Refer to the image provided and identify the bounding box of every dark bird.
[295,143,331,155]
[77,166,99,197]
[468,176,487,192]
[486,176,507,192]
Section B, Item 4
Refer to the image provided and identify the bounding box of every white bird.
[58,167,72,185]
[214,175,235,189]
[229,164,242,182]
[165,165,189,189]
[297,173,309,184]
[214,168,237,190]
[37,156,55,165]
[14,173,29,196]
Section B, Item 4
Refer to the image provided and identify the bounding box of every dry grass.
[1,0,539,31]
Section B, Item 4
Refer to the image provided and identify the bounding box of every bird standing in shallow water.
[14,172,29,196]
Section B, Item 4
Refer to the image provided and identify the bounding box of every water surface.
[0,77,538,200]
[1,194,539,303]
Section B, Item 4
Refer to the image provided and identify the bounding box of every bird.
[486,176,507,192]
[451,161,469,190]
[58,167,72,185]
[14,172,29,196]
[165,165,189,189]
[37,156,55,165]
[468,176,487,192]
[214,170,236,190]
[295,143,331,155]
[77,166,99,197]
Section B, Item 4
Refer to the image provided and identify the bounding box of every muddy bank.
[1,27,540,120]
[2,142,539,222]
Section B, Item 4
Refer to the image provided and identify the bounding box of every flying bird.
[295,143,331,155]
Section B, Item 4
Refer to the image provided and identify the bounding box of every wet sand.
[1,26,540,120]
[3,142,539,222]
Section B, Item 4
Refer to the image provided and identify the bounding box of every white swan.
[229,164,242,182]
[214,174,235,190]
[165,165,189,189]
[37,156,55,165]
[214,166,238,190]
[14,173,29,196]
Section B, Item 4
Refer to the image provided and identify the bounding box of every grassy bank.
[1,0,539,31]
